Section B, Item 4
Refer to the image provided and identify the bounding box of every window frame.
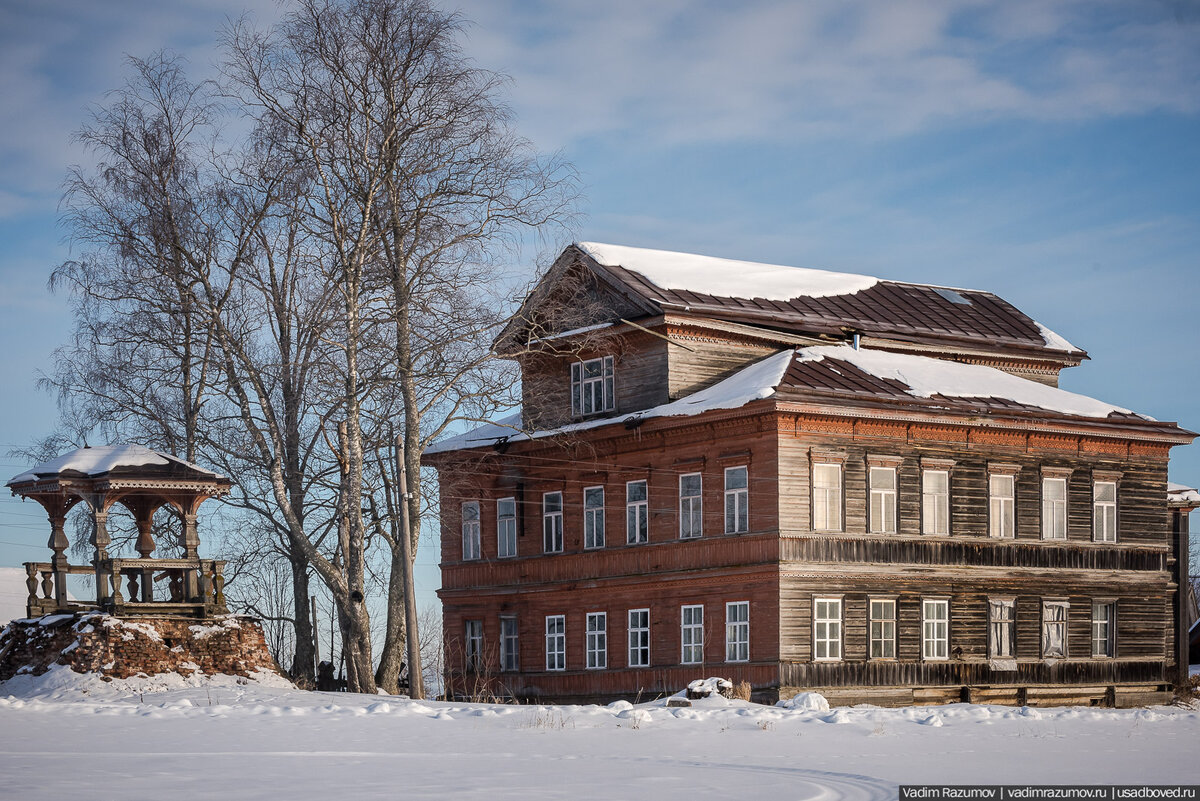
[681,604,705,665]
[626,479,649,545]
[988,598,1016,660]
[497,496,517,559]
[583,485,606,550]
[1041,474,1069,541]
[542,491,564,553]
[813,596,843,662]
[921,597,950,661]
[570,355,615,417]
[812,462,844,532]
[628,608,650,668]
[725,601,750,663]
[868,597,897,660]
[545,614,566,671]
[461,501,481,561]
[499,616,519,672]
[586,612,607,670]
[724,465,749,534]
[868,465,897,535]
[921,468,950,536]
[988,473,1016,539]
[464,619,483,672]
[1091,600,1116,658]
[679,472,703,539]
[1041,600,1070,659]
[1093,480,1118,543]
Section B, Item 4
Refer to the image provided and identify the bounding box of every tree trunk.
[289,553,315,684]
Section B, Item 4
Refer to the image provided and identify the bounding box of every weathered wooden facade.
[426,243,1195,707]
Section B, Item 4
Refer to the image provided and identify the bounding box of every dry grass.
[732,680,752,702]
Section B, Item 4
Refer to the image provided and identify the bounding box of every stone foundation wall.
[0,613,285,682]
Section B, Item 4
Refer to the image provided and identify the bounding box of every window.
[626,480,648,545]
[922,599,949,660]
[988,599,1015,659]
[545,615,565,671]
[869,598,896,659]
[681,605,704,664]
[500,616,519,672]
[679,473,702,539]
[1042,601,1069,658]
[584,486,605,549]
[868,467,896,534]
[812,463,843,531]
[813,598,842,661]
[1042,476,1068,540]
[1093,481,1117,543]
[543,492,563,553]
[989,474,1015,539]
[1091,601,1115,658]
[628,609,650,667]
[461,502,481,561]
[586,612,607,669]
[464,619,483,672]
[724,466,748,533]
[497,497,517,558]
[922,470,949,535]
[570,355,615,416]
[725,601,749,662]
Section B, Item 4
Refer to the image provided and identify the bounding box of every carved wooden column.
[90,502,111,605]
[47,513,70,610]
[181,511,200,600]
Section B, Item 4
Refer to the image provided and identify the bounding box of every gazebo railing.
[24,558,227,619]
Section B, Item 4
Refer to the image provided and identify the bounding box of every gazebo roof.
[7,444,229,493]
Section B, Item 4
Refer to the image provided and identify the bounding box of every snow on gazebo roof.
[7,444,226,488]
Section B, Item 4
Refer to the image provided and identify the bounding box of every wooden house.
[424,243,1195,707]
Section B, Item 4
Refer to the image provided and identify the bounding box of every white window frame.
[1091,601,1115,658]
[626,480,648,545]
[922,598,949,661]
[681,604,704,665]
[570,355,615,417]
[725,601,750,663]
[1042,476,1068,540]
[464,619,483,672]
[545,615,566,671]
[586,612,607,669]
[922,469,950,535]
[988,598,1015,659]
[497,497,517,559]
[584,486,606,549]
[1093,480,1118,543]
[812,462,843,532]
[813,597,843,662]
[679,473,702,539]
[724,466,749,534]
[989,474,1015,539]
[869,597,896,659]
[868,466,896,534]
[543,491,563,553]
[1041,600,1069,659]
[461,501,481,561]
[628,608,650,668]
[500,616,519,672]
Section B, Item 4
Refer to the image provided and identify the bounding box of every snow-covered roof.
[578,242,879,301]
[8,444,224,486]
[1168,482,1200,507]
[791,346,1139,419]
[425,346,1175,456]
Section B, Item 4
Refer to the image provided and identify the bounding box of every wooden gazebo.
[8,444,232,619]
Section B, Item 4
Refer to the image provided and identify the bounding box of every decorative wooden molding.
[921,457,956,469]
[1041,466,1074,479]
[810,449,848,464]
[866,454,904,467]
[987,462,1022,475]
[1092,469,1123,482]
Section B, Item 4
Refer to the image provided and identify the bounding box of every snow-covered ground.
[1,667,1197,799]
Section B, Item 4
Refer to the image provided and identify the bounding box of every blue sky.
[1,0,1197,590]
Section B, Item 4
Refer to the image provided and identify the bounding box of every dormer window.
[571,356,615,416]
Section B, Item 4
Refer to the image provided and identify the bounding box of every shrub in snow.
[776,691,831,712]
[686,677,733,699]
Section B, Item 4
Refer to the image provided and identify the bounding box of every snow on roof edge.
[8,444,225,486]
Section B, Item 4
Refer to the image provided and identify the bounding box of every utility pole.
[396,432,425,699]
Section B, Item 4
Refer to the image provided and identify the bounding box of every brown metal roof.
[580,249,1084,360]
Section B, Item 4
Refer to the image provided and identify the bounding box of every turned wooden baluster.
[212,563,226,608]
[128,571,140,603]
[110,564,124,607]
[24,564,38,615]
[40,571,54,601]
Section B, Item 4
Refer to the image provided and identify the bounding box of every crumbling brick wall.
[0,613,284,681]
